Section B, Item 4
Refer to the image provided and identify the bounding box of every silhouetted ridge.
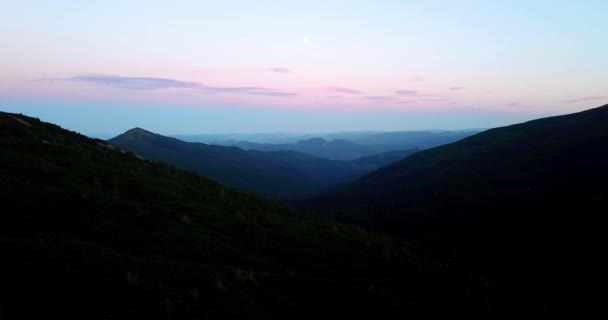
[109,129,415,200]
[0,111,474,318]
[306,104,608,314]
[118,127,175,140]
[223,131,478,161]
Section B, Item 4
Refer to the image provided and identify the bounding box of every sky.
[1,0,607,135]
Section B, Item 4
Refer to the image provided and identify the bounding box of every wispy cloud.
[405,76,425,82]
[324,87,363,94]
[395,89,419,96]
[67,74,201,90]
[201,86,295,97]
[449,86,466,91]
[364,96,395,101]
[564,96,605,103]
[422,98,451,102]
[269,67,292,74]
[61,73,295,97]
[506,102,520,107]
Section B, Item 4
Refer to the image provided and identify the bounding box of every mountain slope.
[109,128,371,199]
[0,111,476,319]
[310,105,608,229]
[349,148,420,170]
[307,104,608,313]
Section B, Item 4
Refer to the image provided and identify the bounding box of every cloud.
[364,96,395,101]
[405,76,425,82]
[395,89,419,95]
[449,86,466,91]
[324,87,363,94]
[67,74,201,90]
[565,96,605,103]
[269,67,292,74]
[201,86,295,97]
[62,73,294,97]
[506,102,520,107]
[422,98,451,102]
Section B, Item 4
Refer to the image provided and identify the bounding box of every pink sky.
[0,1,607,133]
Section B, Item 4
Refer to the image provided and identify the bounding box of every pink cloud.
[364,96,395,101]
[57,73,295,97]
[395,89,419,95]
[324,87,363,94]
[63,74,201,90]
[565,96,605,103]
[269,67,292,74]
[405,75,425,82]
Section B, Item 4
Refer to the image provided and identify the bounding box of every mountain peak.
[125,127,153,135]
[111,127,158,141]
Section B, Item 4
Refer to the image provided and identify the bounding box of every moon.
[302,37,310,44]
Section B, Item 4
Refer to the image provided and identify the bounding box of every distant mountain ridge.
[222,131,479,161]
[109,128,419,199]
[232,138,376,161]
[175,129,486,149]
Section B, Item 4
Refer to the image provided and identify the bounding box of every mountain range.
[108,128,419,199]
[2,104,606,316]
[194,130,480,161]
[174,129,481,146]
[0,111,472,319]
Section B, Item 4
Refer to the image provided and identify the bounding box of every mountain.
[307,104,608,313]
[173,132,317,144]
[0,111,478,319]
[234,137,379,160]
[109,128,371,200]
[108,129,418,200]
[228,131,480,161]
[335,130,482,148]
[182,130,482,151]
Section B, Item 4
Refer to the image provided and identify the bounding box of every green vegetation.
[0,112,476,319]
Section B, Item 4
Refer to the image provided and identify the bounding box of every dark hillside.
[308,104,608,313]
[0,111,474,319]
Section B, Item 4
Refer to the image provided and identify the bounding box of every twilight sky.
[1,0,607,135]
